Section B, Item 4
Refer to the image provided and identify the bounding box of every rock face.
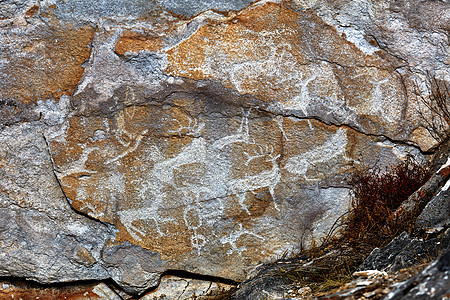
[359,230,450,273]
[383,249,450,300]
[1,0,449,295]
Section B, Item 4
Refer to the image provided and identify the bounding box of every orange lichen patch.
[25,5,39,17]
[1,23,95,104]
[164,2,395,105]
[115,31,164,55]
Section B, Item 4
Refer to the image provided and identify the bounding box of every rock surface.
[416,189,450,231]
[1,0,449,296]
[383,249,450,300]
[358,230,450,273]
[141,275,235,300]
[0,280,122,300]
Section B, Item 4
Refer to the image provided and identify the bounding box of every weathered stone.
[359,230,450,273]
[101,242,166,294]
[0,122,111,283]
[416,187,450,230]
[141,275,235,300]
[0,280,122,300]
[0,121,168,294]
[156,0,254,18]
[49,78,425,281]
[160,2,409,140]
[1,0,449,296]
[0,20,95,105]
[382,249,450,300]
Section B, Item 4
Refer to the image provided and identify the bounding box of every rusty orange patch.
[25,5,39,17]
[439,166,450,178]
[115,31,164,55]
[163,1,395,105]
[1,23,95,104]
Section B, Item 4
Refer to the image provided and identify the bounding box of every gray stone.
[102,242,166,295]
[155,0,253,18]
[382,249,450,300]
[49,0,160,24]
[0,122,112,283]
[416,187,450,230]
[0,0,449,296]
[0,0,35,19]
[359,231,450,273]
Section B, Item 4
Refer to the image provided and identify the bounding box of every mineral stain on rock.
[0,0,449,297]
[48,79,417,282]
[0,23,95,105]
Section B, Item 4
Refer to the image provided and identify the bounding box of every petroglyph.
[292,74,317,116]
[55,99,368,257]
[168,114,205,138]
[152,138,207,185]
[220,224,264,256]
[211,108,251,151]
[106,129,148,165]
[274,115,289,141]
[111,108,282,251]
[284,128,352,181]
[56,147,99,178]
[231,145,281,211]
[118,206,174,240]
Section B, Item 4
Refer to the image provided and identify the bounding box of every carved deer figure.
[227,145,281,212]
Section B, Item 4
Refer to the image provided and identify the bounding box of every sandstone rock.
[50,79,424,281]
[0,0,449,296]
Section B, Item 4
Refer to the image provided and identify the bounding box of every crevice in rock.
[161,269,239,286]
[41,132,117,230]
[150,77,434,156]
[257,106,434,156]
[133,269,239,298]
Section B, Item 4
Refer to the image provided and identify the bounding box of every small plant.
[415,73,450,143]
[250,158,433,298]
[342,156,431,248]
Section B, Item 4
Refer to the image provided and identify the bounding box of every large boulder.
[0,0,449,295]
